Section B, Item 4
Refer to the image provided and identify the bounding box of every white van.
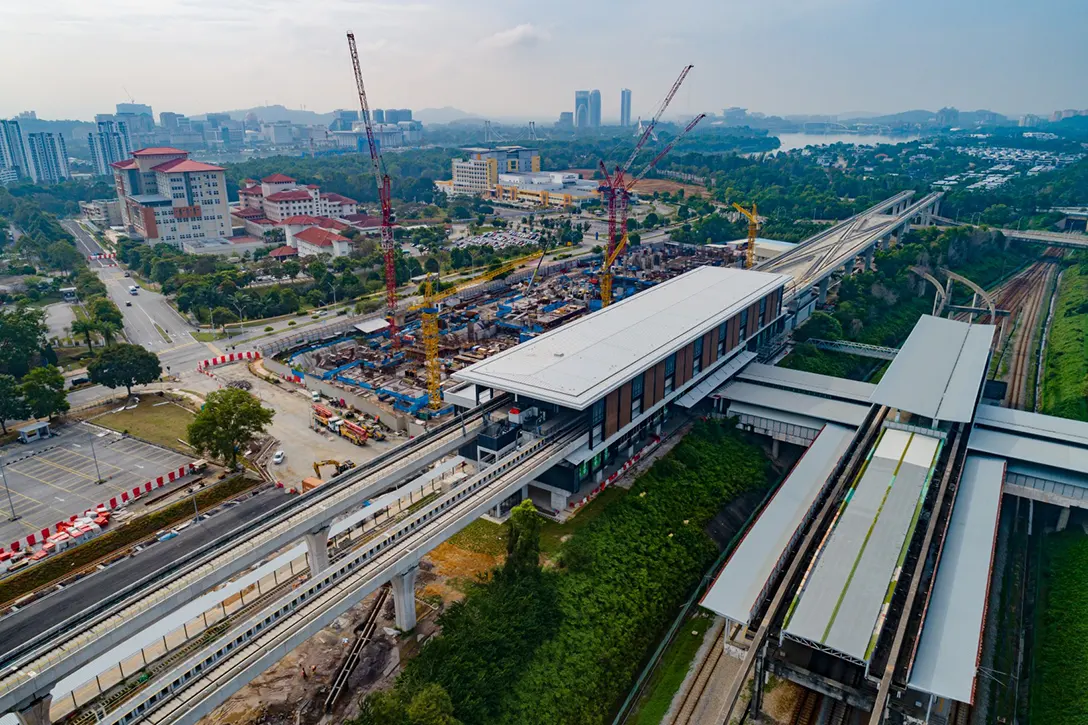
[128,285,139,295]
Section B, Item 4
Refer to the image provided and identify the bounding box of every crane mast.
[733,202,759,269]
[598,65,696,308]
[347,32,399,343]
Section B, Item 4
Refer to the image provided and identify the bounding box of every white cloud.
[482,23,549,49]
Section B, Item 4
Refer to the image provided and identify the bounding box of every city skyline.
[1,0,1085,121]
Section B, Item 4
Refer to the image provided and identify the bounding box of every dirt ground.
[561,169,707,197]
[198,533,504,724]
[211,363,399,488]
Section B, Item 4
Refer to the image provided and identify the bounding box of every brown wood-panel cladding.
[653,362,665,405]
[727,315,740,351]
[702,331,714,368]
[676,343,694,387]
[619,382,632,428]
[604,390,619,438]
[746,302,760,337]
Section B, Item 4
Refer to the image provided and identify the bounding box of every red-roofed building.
[294,227,353,258]
[269,245,299,259]
[236,174,358,221]
[111,147,230,247]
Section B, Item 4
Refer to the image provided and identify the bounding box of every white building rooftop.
[870,315,994,423]
[453,266,790,410]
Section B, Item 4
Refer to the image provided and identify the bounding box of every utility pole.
[89,434,104,484]
[0,455,17,521]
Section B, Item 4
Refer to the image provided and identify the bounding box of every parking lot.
[0,423,193,546]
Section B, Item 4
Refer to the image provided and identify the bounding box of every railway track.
[669,627,726,725]
[789,688,823,725]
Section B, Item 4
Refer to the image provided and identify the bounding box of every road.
[0,485,277,653]
[61,220,218,376]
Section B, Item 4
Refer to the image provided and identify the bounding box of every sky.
[1,0,1086,122]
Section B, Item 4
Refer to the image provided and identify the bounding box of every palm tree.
[71,318,99,354]
[99,320,120,346]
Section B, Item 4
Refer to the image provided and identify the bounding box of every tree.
[87,343,162,395]
[98,320,120,346]
[281,259,301,279]
[187,388,274,467]
[0,374,28,433]
[151,258,178,285]
[89,297,123,328]
[19,365,68,419]
[424,256,440,274]
[71,318,99,354]
[406,684,461,725]
[504,498,542,576]
[794,311,844,342]
[0,304,47,378]
[46,241,80,271]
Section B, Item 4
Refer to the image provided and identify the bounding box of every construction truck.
[313,459,356,479]
[312,403,338,432]
[339,419,369,446]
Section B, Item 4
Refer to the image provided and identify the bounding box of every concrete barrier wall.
[261,357,425,436]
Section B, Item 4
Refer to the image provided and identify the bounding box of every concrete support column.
[864,246,875,271]
[16,697,52,725]
[1058,506,1071,532]
[771,438,781,459]
[304,526,330,574]
[392,566,419,631]
[817,277,830,304]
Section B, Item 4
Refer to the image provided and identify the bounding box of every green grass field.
[629,613,714,725]
[1042,262,1088,421]
[95,397,195,452]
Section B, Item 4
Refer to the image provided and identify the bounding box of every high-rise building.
[329,110,359,131]
[443,146,541,195]
[16,111,36,121]
[0,119,29,181]
[935,107,960,127]
[383,109,412,124]
[25,132,70,185]
[117,102,153,117]
[371,109,385,124]
[574,90,590,128]
[556,112,574,130]
[88,121,133,176]
[620,89,632,127]
[160,112,185,130]
[111,147,230,247]
[589,90,601,128]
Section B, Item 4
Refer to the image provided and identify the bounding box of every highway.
[97,423,584,725]
[0,397,504,718]
[0,486,276,650]
[758,191,942,298]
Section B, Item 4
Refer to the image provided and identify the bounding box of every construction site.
[265,240,738,433]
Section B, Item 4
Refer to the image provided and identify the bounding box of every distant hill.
[414,107,476,124]
[195,105,336,125]
[840,109,935,124]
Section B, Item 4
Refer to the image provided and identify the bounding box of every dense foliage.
[783,227,1036,379]
[355,421,769,725]
[1042,254,1088,421]
[1032,532,1088,725]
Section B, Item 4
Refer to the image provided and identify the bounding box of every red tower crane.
[597,64,701,306]
[347,32,399,343]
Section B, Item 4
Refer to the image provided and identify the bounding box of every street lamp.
[0,454,18,521]
[89,434,104,484]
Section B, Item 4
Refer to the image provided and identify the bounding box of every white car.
[272,450,285,464]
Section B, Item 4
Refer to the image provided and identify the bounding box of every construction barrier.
[89,252,117,260]
[3,464,193,556]
[196,350,260,373]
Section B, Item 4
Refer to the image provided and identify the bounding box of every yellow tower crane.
[411,250,545,410]
[732,202,759,269]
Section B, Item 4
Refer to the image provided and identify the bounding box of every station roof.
[909,454,1004,704]
[784,429,942,663]
[870,316,994,423]
[975,404,1088,448]
[716,381,871,428]
[701,424,854,625]
[735,363,876,405]
[453,266,790,410]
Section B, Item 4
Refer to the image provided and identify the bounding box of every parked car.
[272,450,285,464]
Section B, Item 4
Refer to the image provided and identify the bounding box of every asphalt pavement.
[61,220,217,377]
[0,484,276,658]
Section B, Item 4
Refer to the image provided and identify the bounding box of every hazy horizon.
[2,0,1086,122]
